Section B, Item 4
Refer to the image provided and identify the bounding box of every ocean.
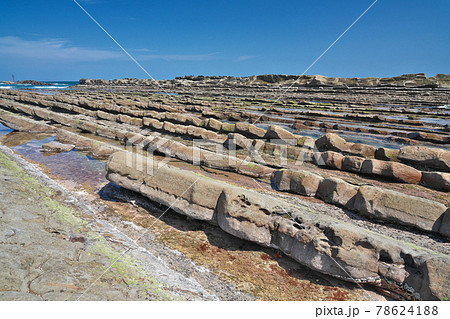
[0,81,78,91]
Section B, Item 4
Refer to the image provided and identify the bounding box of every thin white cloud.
[0,36,122,61]
[78,0,104,4]
[138,53,218,61]
[0,36,218,63]
[131,48,155,53]
[235,55,256,62]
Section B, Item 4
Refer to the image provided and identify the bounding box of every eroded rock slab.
[353,185,447,233]
[106,151,450,300]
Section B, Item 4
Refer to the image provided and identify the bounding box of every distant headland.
[78,73,450,88]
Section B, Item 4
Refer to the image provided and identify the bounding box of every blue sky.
[0,0,449,81]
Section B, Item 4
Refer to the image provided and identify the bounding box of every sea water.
[0,81,78,91]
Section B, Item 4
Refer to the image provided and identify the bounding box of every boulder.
[126,108,144,117]
[292,121,309,130]
[235,122,266,139]
[91,143,117,160]
[0,111,56,133]
[353,185,447,234]
[286,145,315,162]
[41,141,74,153]
[408,132,450,144]
[33,108,52,121]
[293,149,315,164]
[162,112,178,123]
[369,128,390,135]
[143,117,163,130]
[14,103,35,116]
[217,187,381,279]
[315,133,350,152]
[48,112,78,128]
[271,169,323,196]
[223,133,252,150]
[187,126,204,138]
[316,177,359,209]
[114,129,128,142]
[55,129,78,145]
[342,156,365,173]
[146,111,164,120]
[194,146,271,178]
[296,136,315,149]
[162,121,177,134]
[106,151,233,223]
[96,110,117,122]
[186,116,203,127]
[397,146,450,172]
[421,172,450,192]
[439,208,450,237]
[118,114,143,127]
[201,150,238,171]
[125,132,145,145]
[96,126,118,140]
[216,188,275,246]
[236,160,274,178]
[74,136,96,151]
[174,125,188,135]
[285,145,301,160]
[263,142,288,157]
[215,187,450,299]
[360,159,422,184]
[167,140,196,163]
[77,120,98,134]
[220,122,235,133]
[251,139,266,153]
[375,147,400,161]
[101,102,121,113]
[55,128,122,156]
[264,125,297,145]
[317,151,344,170]
[199,129,226,142]
[347,143,376,158]
[206,118,222,132]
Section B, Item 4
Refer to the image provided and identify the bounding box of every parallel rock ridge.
[106,151,449,301]
[271,169,449,237]
[0,91,448,233]
[0,81,448,301]
[79,73,450,88]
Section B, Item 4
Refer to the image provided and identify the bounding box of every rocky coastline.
[1,80,51,86]
[0,74,449,300]
[79,73,450,89]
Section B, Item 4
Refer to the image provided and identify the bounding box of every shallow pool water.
[0,128,107,190]
[0,122,13,137]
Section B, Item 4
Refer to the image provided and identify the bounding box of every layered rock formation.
[79,73,450,88]
[0,76,448,300]
[106,151,449,300]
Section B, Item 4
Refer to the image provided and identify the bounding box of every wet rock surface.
[0,140,378,301]
[41,141,74,153]
[0,145,249,301]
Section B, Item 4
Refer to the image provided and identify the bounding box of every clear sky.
[0,0,449,81]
